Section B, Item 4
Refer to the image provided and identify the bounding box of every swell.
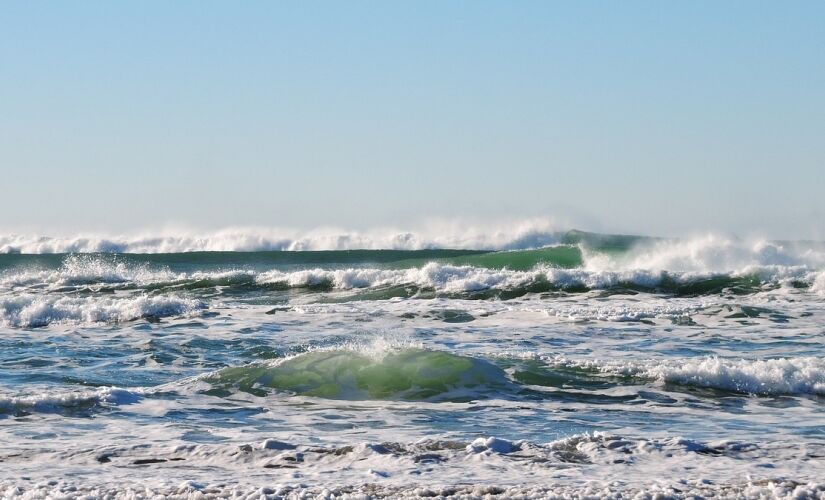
[208,348,512,401]
[5,348,820,417]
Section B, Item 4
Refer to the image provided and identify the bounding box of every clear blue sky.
[1,1,823,238]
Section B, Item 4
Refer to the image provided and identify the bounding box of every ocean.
[1,229,823,498]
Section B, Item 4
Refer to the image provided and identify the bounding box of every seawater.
[1,230,824,498]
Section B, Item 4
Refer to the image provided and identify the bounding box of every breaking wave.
[0,293,205,328]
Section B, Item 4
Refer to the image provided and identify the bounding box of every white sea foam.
[1,478,821,499]
[0,294,205,328]
[1,432,821,498]
[545,355,825,395]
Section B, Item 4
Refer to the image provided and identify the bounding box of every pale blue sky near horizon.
[1,1,823,239]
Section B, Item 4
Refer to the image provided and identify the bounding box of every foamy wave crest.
[0,387,143,414]
[546,356,825,395]
[0,219,563,253]
[256,262,544,292]
[4,260,820,298]
[257,263,666,292]
[0,294,205,328]
[255,262,821,294]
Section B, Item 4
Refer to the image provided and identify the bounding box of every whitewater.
[1,228,824,499]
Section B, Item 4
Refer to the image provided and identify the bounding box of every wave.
[210,346,511,400]
[207,340,825,401]
[0,386,143,415]
[0,293,205,328]
[1,237,823,304]
[0,254,178,289]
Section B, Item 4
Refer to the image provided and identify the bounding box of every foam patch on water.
[2,432,821,498]
[1,479,821,499]
[0,386,143,414]
[0,293,205,328]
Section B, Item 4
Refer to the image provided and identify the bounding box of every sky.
[1,1,823,239]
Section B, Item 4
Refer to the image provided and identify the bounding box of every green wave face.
[212,349,511,401]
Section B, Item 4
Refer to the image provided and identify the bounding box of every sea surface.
[1,229,824,498]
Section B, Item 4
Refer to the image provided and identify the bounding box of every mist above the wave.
[0,217,569,254]
[584,233,825,274]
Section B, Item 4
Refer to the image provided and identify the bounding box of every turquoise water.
[1,232,824,497]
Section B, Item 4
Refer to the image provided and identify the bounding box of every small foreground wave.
[209,342,825,401]
[209,347,510,400]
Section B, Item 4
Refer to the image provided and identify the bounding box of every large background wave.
[0,219,566,253]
